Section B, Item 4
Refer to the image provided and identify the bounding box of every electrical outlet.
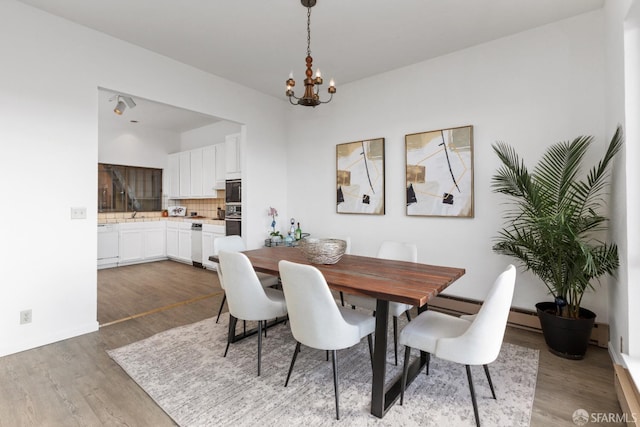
[20,309,32,325]
[70,207,87,219]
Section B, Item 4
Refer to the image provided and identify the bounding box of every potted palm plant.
[491,126,623,359]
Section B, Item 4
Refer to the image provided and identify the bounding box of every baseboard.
[429,294,609,348]
[614,364,640,426]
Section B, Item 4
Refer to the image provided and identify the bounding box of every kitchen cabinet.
[179,152,191,197]
[167,146,220,198]
[202,224,225,269]
[168,153,180,198]
[225,133,241,179]
[214,143,226,189]
[167,221,192,263]
[98,223,119,269]
[118,222,166,266]
[178,225,191,261]
[166,222,179,258]
[190,149,203,197]
[202,146,218,196]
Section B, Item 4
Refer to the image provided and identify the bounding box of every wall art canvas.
[336,138,385,215]
[405,125,473,217]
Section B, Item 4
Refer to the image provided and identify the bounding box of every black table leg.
[371,299,389,417]
[371,299,428,418]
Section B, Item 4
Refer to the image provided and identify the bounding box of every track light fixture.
[111,95,136,115]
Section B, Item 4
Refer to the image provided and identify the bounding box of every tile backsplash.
[98,197,226,223]
[176,198,226,218]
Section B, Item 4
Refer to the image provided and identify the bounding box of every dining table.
[211,245,465,418]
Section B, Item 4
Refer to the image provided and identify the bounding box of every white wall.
[0,0,288,357]
[606,0,634,362]
[180,121,242,152]
[624,2,640,358]
[99,123,180,169]
[286,11,612,318]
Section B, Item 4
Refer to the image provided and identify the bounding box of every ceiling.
[19,0,604,102]
[98,88,222,133]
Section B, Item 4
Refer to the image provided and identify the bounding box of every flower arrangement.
[268,207,281,237]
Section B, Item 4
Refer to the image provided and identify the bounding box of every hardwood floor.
[0,261,624,426]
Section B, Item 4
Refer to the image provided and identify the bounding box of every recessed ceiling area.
[18,0,604,100]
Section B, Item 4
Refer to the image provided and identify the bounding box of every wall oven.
[225,179,241,204]
[225,204,241,236]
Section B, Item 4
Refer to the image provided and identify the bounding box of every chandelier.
[285,0,336,107]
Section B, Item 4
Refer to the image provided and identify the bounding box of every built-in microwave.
[225,179,241,204]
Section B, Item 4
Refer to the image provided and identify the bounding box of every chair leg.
[405,310,412,322]
[483,365,497,399]
[216,294,226,323]
[466,365,481,427]
[332,349,340,420]
[400,346,411,405]
[426,352,430,376]
[224,314,237,357]
[264,320,267,338]
[340,291,345,306]
[326,350,329,361]
[367,334,374,371]
[393,316,398,366]
[284,342,301,387]
[257,320,262,376]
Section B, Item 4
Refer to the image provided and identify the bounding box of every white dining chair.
[399,265,516,427]
[213,235,279,323]
[278,260,375,420]
[218,251,288,376]
[345,240,417,365]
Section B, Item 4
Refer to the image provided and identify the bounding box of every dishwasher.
[191,223,203,268]
[98,223,119,269]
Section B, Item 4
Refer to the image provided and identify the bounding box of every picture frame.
[405,125,474,217]
[336,138,385,215]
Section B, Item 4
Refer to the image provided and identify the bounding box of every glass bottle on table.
[295,222,302,240]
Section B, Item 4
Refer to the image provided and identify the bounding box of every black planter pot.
[535,302,596,360]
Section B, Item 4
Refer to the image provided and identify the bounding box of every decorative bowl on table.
[298,238,347,265]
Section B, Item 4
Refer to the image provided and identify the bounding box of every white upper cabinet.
[225,133,241,179]
[202,146,217,196]
[168,153,180,199]
[179,152,191,197]
[167,145,220,199]
[190,148,203,196]
[214,143,226,189]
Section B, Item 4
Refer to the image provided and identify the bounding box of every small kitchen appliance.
[167,206,186,217]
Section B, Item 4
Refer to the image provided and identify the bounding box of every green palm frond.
[491,126,622,318]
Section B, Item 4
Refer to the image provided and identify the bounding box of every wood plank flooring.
[0,260,624,426]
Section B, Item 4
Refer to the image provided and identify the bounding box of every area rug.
[108,314,538,426]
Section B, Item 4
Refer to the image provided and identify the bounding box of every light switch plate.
[71,207,87,219]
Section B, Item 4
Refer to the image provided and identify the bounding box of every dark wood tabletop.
[230,246,465,308]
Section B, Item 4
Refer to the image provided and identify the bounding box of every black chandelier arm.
[318,93,333,104]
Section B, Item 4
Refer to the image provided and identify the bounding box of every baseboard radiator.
[429,294,609,348]
[613,364,640,426]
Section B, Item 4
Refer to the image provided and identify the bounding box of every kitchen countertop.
[98,217,225,225]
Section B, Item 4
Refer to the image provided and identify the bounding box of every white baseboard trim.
[0,321,99,358]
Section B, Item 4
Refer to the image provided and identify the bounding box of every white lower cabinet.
[202,224,225,269]
[167,221,192,264]
[118,222,167,266]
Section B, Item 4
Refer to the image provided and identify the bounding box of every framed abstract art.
[336,138,385,215]
[405,125,474,217]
